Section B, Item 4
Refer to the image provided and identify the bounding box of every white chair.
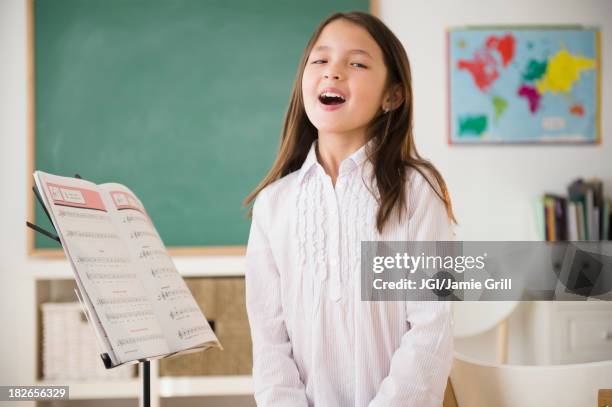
[448,302,612,407]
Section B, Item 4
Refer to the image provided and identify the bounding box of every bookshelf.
[533,178,612,366]
[539,178,611,242]
[29,258,255,407]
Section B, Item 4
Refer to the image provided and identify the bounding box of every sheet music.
[35,172,219,363]
[98,183,218,352]
[34,172,170,364]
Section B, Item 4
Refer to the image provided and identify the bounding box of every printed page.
[98,183,220,354]
[34,171,170,365]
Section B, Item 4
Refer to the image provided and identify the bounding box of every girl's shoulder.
[404,164,444,197]
[403,164,448,218]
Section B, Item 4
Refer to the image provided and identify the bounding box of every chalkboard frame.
[26,0,377,258]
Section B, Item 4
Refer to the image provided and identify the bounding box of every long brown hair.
[243,11,456,233]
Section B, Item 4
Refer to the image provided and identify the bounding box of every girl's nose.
[324,72,342,80]
[324,66,343,80]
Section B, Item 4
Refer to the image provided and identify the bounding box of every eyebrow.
[313,45,374,59]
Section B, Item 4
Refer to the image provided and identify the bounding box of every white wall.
[1,0,611,390]
[379,0,612,363]
[0,0,36,390]
[381,0,612,241]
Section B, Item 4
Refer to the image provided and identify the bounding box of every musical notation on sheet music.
[129,230,158,240]
[76,256,131,264]
[157,288,189,301]
[66,230,120,239]
[177,324,206,340]
[169,306,199,320]
[97,296,148,306]
[139,248,168,259]
[106,309,155,323]
[157,288,190,301]
[116,333,164,347]
[86,271,137,280]
[123,214,147,224]
[151,267,175,278]
[58,209,111,221]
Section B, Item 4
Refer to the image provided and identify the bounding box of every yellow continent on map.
[536,47,595,95]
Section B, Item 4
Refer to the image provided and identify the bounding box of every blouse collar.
[297,139,373,184]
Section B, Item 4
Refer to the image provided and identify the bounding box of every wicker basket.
[41,302,134,381]
[160,277,253,376]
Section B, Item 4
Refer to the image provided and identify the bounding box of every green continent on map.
[522,59,547,81]
[535,47,596,95]
[458,115,487,137]
[491,96,508,122]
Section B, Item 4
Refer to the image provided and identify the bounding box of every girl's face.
[302,19,389,138]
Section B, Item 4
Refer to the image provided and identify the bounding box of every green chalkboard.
[33,0,369,252]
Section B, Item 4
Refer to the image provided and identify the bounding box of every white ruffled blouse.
[245,140,454,407]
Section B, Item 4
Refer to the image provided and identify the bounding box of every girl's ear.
[382,83,404,112]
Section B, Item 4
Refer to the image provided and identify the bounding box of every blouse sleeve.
[245,189,309,407]
[368,170,454,407]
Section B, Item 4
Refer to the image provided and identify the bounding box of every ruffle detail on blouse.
[296,171,328,285]
[347,173,379,287]
[296,165,380,304]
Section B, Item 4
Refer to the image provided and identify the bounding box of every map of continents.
[449,28,599,143]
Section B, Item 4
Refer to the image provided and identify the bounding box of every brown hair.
[243,11,456,232]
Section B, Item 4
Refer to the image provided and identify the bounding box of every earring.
[383,107,390,114]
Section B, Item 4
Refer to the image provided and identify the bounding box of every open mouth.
[318,91,346,106]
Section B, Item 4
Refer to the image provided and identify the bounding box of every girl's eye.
[351,62,367,68]
[312,59,326,64]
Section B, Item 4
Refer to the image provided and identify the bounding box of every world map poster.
[448,27,600,144]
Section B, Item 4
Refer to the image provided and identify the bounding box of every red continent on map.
[486,34,515,67]
[457,50,499,91]
[457,34,516,92]
[569,104,585,117]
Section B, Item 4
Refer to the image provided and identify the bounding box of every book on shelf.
[32,171,221,368]
[539,178,611,242]
[542,194,567,241]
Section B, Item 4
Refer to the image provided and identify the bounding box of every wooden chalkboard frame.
[26,0,377,258]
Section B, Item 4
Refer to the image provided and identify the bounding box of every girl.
[243,11,456,407]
